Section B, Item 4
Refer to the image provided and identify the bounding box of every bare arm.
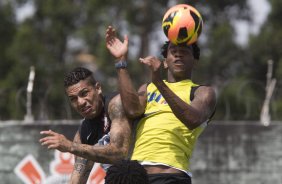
[117,69,147,118]
[40,95,132,164]
[140,56,217,130]
[105,26,146,118]
[154,81,216,129]
[69,95,132,163]
[69,131,94,184]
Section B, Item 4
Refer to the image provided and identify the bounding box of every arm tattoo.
[108,97,125,120]
[74,157,92,176]
[74,158,87,174]
[68,97,131,164]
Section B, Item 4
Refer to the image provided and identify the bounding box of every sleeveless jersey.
[79,92,118,145]
[131,79,206,173]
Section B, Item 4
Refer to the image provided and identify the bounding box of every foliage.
[0,0,281,121]
[247,0,282,120]
[0,2,17,119]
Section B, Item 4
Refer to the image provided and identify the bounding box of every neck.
[167,71,191,82]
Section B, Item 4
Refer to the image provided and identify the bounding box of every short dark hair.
[104,160,149,184]
[63,67,97,87]
[161,41,200,60]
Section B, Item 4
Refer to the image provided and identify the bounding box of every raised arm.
[40,95,132,164]
[105,26,146,118]
[154,82,216,130]
[140,56,217,130]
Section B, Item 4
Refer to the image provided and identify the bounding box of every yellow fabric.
[131,79,205,172]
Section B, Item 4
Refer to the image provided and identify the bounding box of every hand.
[105,26,128,60]
[39,130,72,152]
[139,56,162,72]
[139,56,162,82]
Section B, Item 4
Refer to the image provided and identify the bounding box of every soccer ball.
[162,4,203,45]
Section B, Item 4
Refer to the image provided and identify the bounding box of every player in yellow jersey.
[106,26,216,184]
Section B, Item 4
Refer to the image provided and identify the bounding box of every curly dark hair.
[63,67,97,88]
[105,159,149,184]
[161,41,200,60]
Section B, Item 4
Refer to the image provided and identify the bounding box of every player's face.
[66,79,103,119]
[164,43,195,80]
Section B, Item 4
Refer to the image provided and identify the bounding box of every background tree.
[247,0,282,120]
[0,1,17,119]
[180,0,252,120]
[0,0,280,121]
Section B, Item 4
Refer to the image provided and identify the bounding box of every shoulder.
[108,94,125,120]
[105,92,119,106]
[194,85,217,106]
[193,85,217,122]
[108,94,122,107]
[196,85,215,95]
[195,86,216,99]
[104,92,119,117]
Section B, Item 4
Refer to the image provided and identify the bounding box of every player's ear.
[95,82,102,94]
[163,59,168,69]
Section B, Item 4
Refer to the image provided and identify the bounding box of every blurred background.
[0,0,281,121]
[0,0,281,183]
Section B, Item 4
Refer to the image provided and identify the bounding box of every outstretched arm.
[70,95,132,163]
[105,26,146,118]
[40,95,132,164]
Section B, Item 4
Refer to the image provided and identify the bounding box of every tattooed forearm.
[70,131,130,164]
[69,157,94,184]
[68,95,131,164]
[74,158,88,174]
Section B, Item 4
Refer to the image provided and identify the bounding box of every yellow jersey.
[131,79,207,173]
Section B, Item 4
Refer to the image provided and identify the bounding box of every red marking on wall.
[14,155,45,184]
[50,151,74,175]
[14,152,106,184]
[88,164,106,184]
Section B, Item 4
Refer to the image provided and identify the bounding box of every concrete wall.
[0,120,282,184]
[0,120,80,184]
[191,121,282,184]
